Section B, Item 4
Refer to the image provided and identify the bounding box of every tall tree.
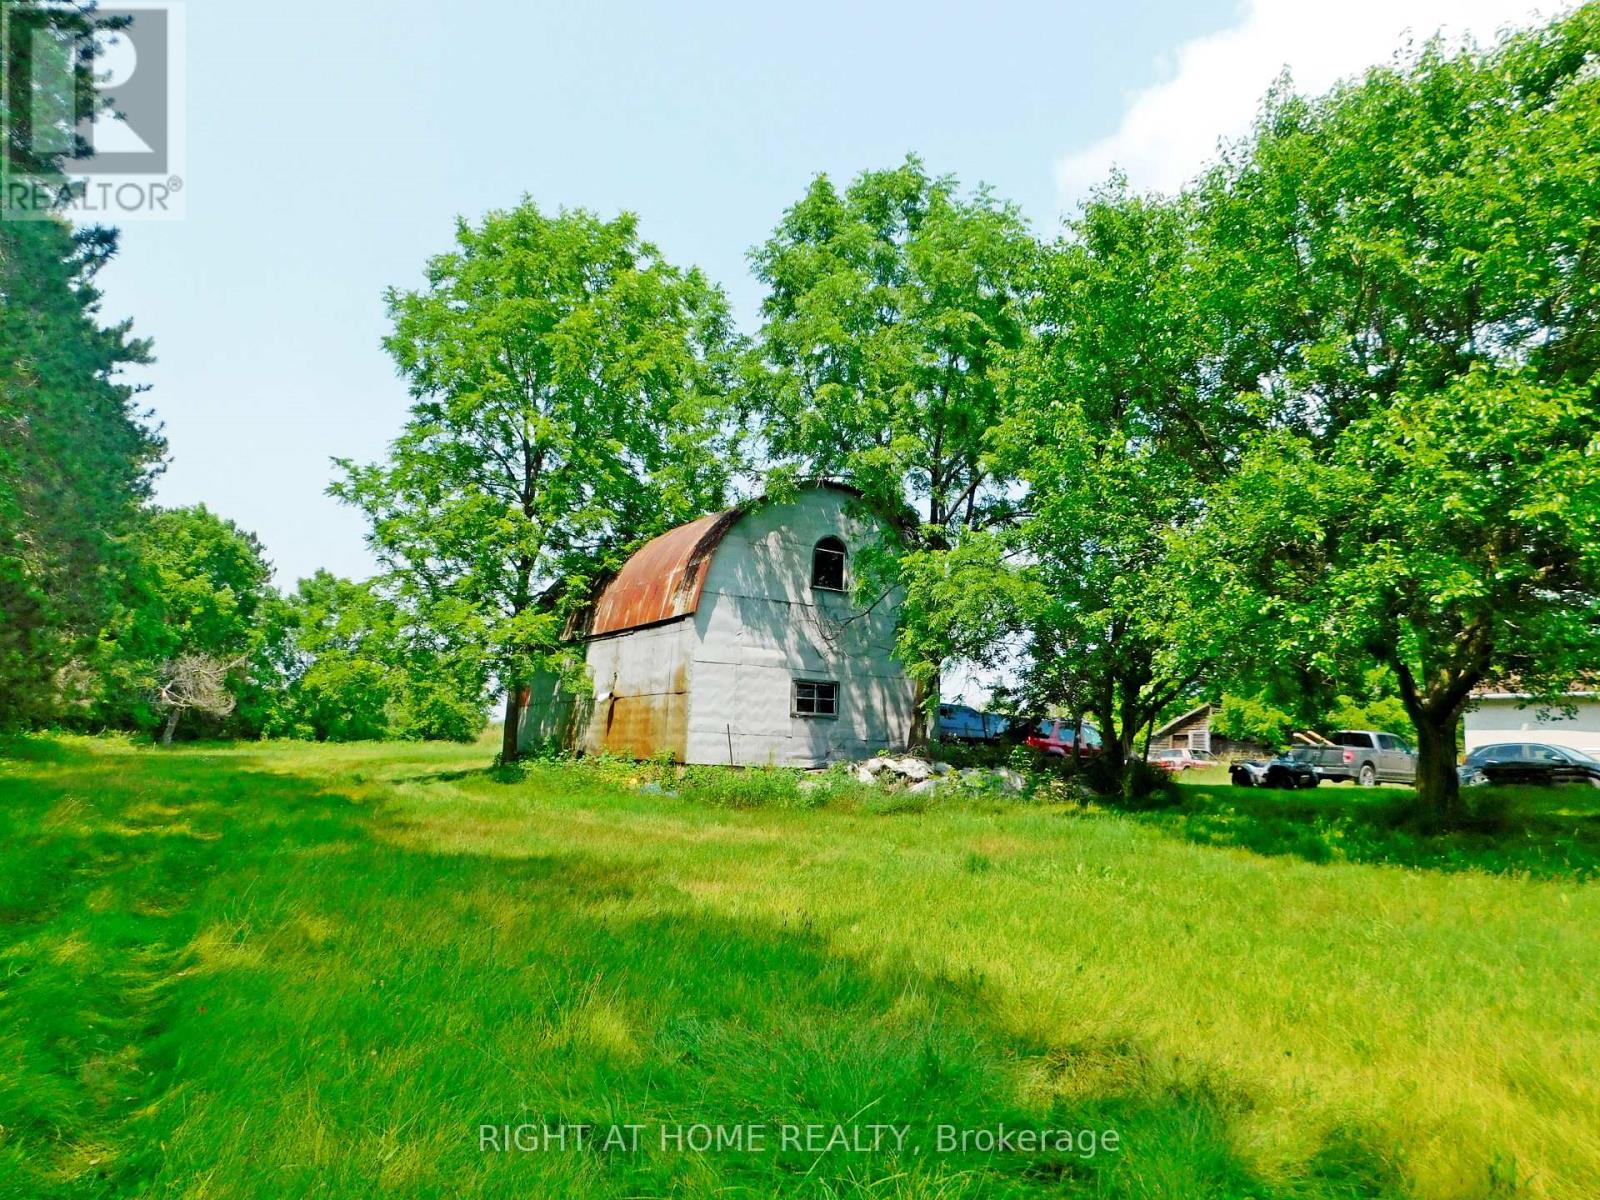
[1189,7,1600,817]
[997,186,1257,793]
[1203,374,1600,821]
[749,157,1038,740]
[2,2,130,188]
[0,2,162,727]
[0,218,163,726]
[335,201,740,761]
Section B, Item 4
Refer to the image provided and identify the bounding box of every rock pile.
[852,756,1026,795]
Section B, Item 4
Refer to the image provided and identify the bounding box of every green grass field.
[3,736,1599,1199]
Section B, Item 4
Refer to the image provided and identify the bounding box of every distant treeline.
[3,5,1598,817]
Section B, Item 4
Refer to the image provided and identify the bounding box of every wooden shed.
[1148,703,1269,761]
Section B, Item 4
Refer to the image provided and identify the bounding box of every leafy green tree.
[1195,9,1600,429]
[1209,693,1297,749]
[93,506,277,740]
[749,157,1038,742]
[892,530,1042,713]
[1188,8,1600,818]
[1323,694,1413,741]
[1205,373,1600,819]
[272,573,392,741]
[270,571,486,743]
[139,506,274,656]
[997,187,1257,794]
[1208,665,1415,749]
[335,200,740,761]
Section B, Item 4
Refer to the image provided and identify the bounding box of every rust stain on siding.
[600,693,689,761]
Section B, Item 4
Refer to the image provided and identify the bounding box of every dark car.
[1231,747,1321,790]
[1463,743,1600,787]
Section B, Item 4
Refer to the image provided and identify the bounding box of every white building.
[519,483,914,766]
[1463,692,1600,755]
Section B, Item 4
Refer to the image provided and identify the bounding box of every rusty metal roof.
[587,508,744,636]
[584,482,869,639]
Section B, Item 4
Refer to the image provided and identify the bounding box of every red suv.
[1026,718,1101,757]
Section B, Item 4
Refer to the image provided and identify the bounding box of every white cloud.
[1056,0,1562,204]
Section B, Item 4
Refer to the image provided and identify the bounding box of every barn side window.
[811,536,847,591]
[793,680,839,718]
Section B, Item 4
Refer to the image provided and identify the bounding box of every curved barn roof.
[587,508,743,636]
[585,481,867,638]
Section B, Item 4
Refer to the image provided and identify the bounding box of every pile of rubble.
[851,755,1026,795]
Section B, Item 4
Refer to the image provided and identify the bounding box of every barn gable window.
[811,536,847,592]
[793,679,839,718]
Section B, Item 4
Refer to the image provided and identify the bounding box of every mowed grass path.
[2,737,1598,1199]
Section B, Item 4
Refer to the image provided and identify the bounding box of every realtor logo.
[72,6,171,174]
[2,1,186,219]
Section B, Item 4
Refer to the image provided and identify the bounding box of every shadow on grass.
[2,736,1409,1199]
[0,731,100,763]
[1147,781,1600,881]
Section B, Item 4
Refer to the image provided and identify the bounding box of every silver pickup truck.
[1305,730,1417,786]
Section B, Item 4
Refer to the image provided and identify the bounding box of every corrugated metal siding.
[579,619,697,761]
[684,488,913,767]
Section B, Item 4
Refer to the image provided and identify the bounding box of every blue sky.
[94,0,1551,589]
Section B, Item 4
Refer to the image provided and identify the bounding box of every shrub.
[932,740,1012,770]
[1006,744,1038,774]
[676,764,808,809]
[1069,754,1180,810]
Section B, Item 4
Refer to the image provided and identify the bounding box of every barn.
[518,482,915,766]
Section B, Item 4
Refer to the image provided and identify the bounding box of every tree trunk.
[1114,686,1145,802]
[160,706,180,746]
[1117,725,1142,802]
[501,687,522,764]
[907,672,936,752]
[1413,711,1463,826]
[1394,658,1476,828]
